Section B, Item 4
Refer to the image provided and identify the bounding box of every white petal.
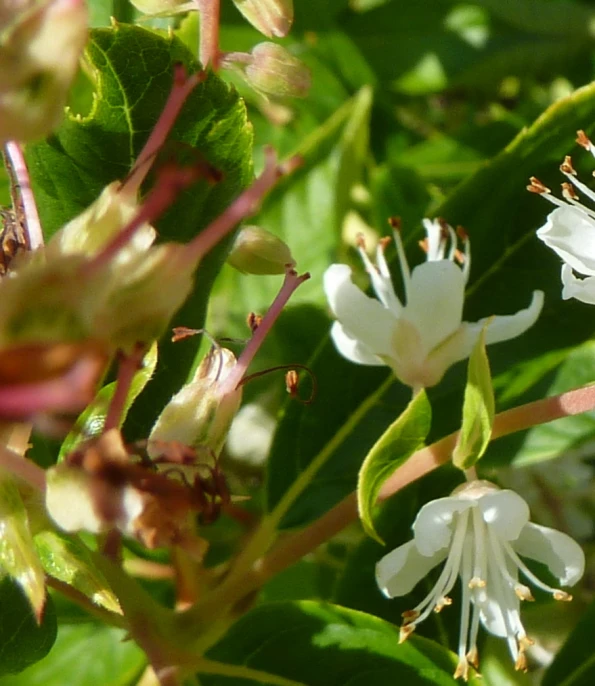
[412,496,474,556]
[478,490,530,541]
[514,522,585,586]
[403,260,465,356]
[561,263,595,304]
[423,290,544,385]
[329,321,385,366]
[537,205,595,276]
[323,264,397,359]
[474,586,518,638]
[376,539,447,597]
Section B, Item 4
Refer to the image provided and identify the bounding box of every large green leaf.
[203,600,480,685]
[0,623,145,686]
[267,78,595,528]
[25,25,253,438]
[358,390,431,543]
[0,578,57,677]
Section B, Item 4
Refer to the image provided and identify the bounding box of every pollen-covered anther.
[560,155,577,176]
[247,312,263,332]
[553,590,573,602]
[527,176,551,194]
[387,216,402,232]
[456,225,468,241]
[519,636,535,652]
[355,232,367,250]
[576,129,592,150]
[379,236,392,251]
[515,584,535,601]
[515,652,529,673]
[468,576,486,589]
[401,609,420,623]
[285,369,298,397]
[466,647,479,669]
[561,182,579,201]
[453,657,470,682]
[434,595,453,612]
[418,237,429,254]
[399,624,415,643]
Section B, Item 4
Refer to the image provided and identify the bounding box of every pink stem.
[248,381,595,593]
[86,165,201,276]
[218,268,310,397]
[124,66,204,196]
[196,0,221,70]
[0,445,46,492]
[103,344,146,432]
[184,148,296,266]
[4,141,43,249]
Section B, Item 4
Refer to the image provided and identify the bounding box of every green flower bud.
[47,182,155,264]
[0,0,88,143]
[232,0,293,38]
[244,42,310,98]
[227,224,294,275]
[149,347,242,457]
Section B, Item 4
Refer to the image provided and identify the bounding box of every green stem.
[194,658,305,686]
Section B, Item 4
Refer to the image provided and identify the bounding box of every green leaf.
[58,343,158,460]
[25,25,253,436]
[542,597,595,686]
[0,623,145,686]
[452,325,494,470]
[203,600,480,685]
[358,390,431,544]
[0,578,57,677]
[0,474,46,621]
[35,532,121,614]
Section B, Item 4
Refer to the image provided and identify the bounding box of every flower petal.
[514,522,585,586]
[403,260,465,356]
[537,205,595,276]
[474,585,519,638]
[478,490,530,541]
[413,496,474,556]
[561,263,595,304]
[376,539,447,597]
[423,289,544,385]
[329,321,385,366]
[323,264,396,359]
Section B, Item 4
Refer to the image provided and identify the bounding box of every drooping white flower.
[532,132,595,304]
[376,480,585,680]
[323,219,543,389]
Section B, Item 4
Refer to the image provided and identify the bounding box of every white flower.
[323,219,543,389]
[532,132,595,304]
[376,480,585,680]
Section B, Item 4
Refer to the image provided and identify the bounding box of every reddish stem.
[103,344,146,432]
[248,381,595,593]
[0,445,46,492]
[196,0,221,69]
[86,165,201,276]
[218,268,310,396]
[124,66,204,196]
[3,141,43,249]
[184,148,297,266]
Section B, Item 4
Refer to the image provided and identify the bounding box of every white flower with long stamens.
[532,131,595,304]
[376,480,585,681]
[323,219,544,389]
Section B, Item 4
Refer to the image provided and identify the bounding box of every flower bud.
[0,0,88,143]
[227,225,294,275]
[149,347,242,457]
[47,182,156,264]
[244,43,310,98]
[232,0,293,38]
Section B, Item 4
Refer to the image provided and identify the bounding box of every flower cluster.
[376,481,585,680]
[324,219,543,389]
[532,130,595,303]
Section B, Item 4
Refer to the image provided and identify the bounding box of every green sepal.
[357,390,431,544]
[452,324,495,471]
